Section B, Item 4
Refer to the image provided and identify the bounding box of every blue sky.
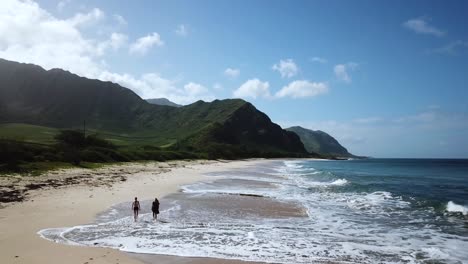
[1,0,468,158]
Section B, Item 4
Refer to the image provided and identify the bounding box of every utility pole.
[83,120,86,138]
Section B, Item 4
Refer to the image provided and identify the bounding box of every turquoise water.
[39,159,468,263]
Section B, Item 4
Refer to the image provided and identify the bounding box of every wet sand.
[122,176,308,264]
[131,253,264,264]
[163,191,307,219]
[195,178,278,189]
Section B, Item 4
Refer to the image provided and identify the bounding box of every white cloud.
[57,0,71,12]
[0,0,105,77]
[68,8,105,27]
[233,79,270,99]
[129,32,164,55]
[98,71,174,99]
[272,59,299,78]
[184,82,208,96]
[113,14,127,26]
[403,18,445,37]
[0,0,213,105]
[182,82,215,103]
[275,80,328,98]
[310,57,327,64]
[108,32,127,50]
[224,67,240,78]
[175,24,188,37]
[334,62,358,83]
[95,32,128,56]
[99,72,215,104]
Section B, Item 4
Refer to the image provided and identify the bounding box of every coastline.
[0,159,268,264]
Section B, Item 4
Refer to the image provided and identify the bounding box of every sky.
[1,0,468,158]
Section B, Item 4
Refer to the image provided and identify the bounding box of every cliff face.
[286,126,354,157]
[213,103,307,153]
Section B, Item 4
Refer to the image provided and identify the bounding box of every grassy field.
[0,123,177,148]
[90,131,178,147]
[0,126,200,175]
[0,123,59,144]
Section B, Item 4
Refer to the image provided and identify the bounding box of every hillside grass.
[0,129,204,175]
[0,100,248,148]
[0,123,59,144]
[0,123,178,147]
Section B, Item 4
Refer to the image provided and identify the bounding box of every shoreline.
[0,159,270,264]
[130,253,265,264]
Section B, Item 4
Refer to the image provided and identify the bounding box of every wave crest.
[330,179,348,186]
[446,201,468,215]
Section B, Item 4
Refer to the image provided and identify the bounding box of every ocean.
[39,159,468,263]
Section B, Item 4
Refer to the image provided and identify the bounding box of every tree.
[55,130,86,165]
[54,130,86,148]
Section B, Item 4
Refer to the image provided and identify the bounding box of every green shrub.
[54,130,86,148]
[86,134,117,149]
[80,149,113,163]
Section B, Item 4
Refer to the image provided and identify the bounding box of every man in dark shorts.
[152,198,160,220]
[132,197,140,222]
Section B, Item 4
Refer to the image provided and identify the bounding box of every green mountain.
[146,98,181,107]
[0,58,308,158]
[286,126,354,158]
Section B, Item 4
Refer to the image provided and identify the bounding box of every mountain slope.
[0,59,307,157]
[183,102,308,158]
[286,126,354,157]
[146,98,181,107]
[0,59,154,130]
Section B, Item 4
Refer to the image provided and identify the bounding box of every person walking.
[132,197,140,222]
[152,198,160,220]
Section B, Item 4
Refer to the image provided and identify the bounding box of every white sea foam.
[420,247,451,260]
[39,203,468,263]
[330,178,349,186]
[344,191,411,214]
[446,201,468,215]
[277,161,309,175]
[284,160,304,168]
[295,178,349,188]
[286,170,349,189]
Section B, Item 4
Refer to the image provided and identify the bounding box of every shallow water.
[40,159,468,263]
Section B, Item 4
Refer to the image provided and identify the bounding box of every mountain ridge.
[0,58,308,158]
[146,98,181,107]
